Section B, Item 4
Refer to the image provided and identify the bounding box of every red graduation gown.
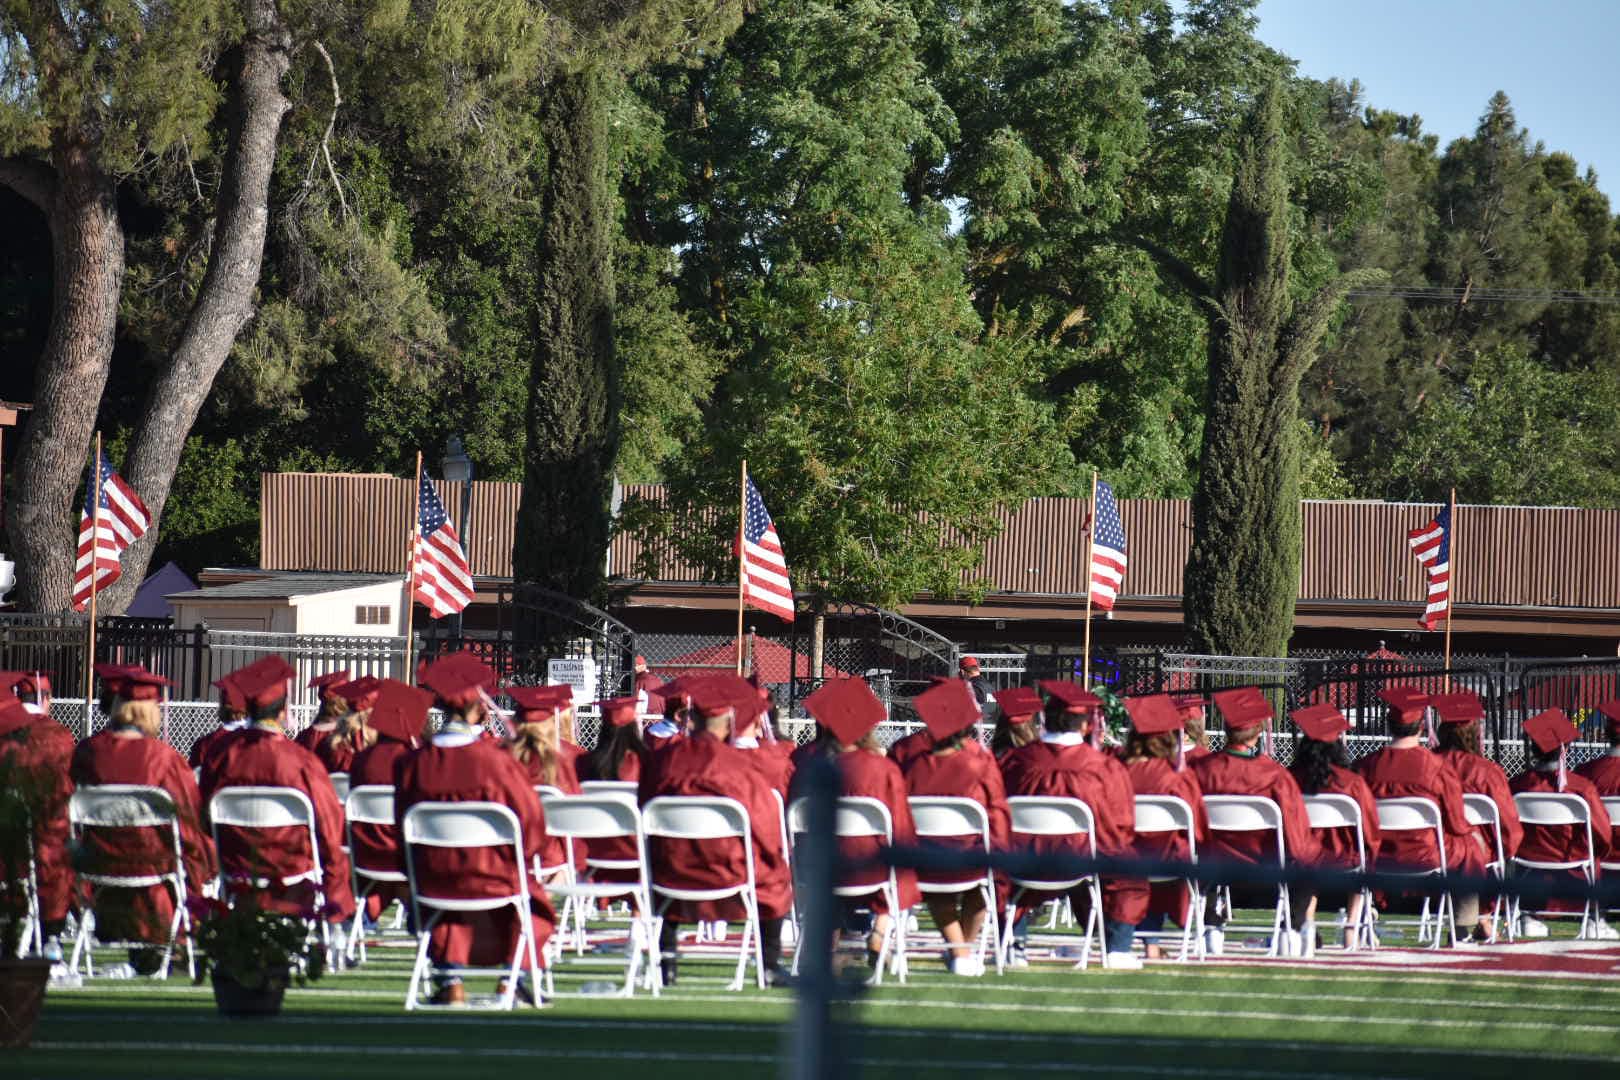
[1574,752,1620,856]
[395,733,556,966]
[1290,762,1381,870]
[70,730,215,941]
[200,726,355,921]
[999,738,1143,923]
[833,748,921,913]
[345,738,414,916]
[637,730,792,921]
[886,728,933,774]
[1436,748,1523,860]
[1507,767,1613,886]
[0,709,75,923]
[294,722,335,756]
[576,748,645,881]
[902,745,1010,888]
[513,740,584,873]
[1353,745,1483,875]
[1192,750,1322,868]
[1125,757,1209,922]
[188,724,244,771]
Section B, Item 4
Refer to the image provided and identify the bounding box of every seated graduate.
[988,686,1042,764]
[1431,690,1522,941]
[1121,693,1209,959]
[1575,699,1620,859]
[1509,709,1615,937]
[316,676,381,774]
[1288,703,1380,951]
[345,679,432,922]
[0,678,75,959]
[294,669,352,756]
[506,684,584,879]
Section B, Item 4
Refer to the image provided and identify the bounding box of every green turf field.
[15,932,1620,1080]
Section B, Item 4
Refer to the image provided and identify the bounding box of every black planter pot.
[210,969,288,1018]
[0,957,51,1048]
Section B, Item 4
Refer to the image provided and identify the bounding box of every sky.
[1253,0,1619,198]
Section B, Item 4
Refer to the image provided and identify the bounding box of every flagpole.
[1082,468,1098,688]
[736,459,748,675]
[402,451,422,681]
[83,432,102,714]
[1443,487,1457,692]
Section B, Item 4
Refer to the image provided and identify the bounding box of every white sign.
[547,658,597,704]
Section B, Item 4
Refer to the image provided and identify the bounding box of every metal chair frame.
[1373,796,1455,950]
[1302,793,1376,952]
[344,785,407,965]
[1462,793,1513,944]
[1132,794,1206,962]
[907,795,1004,975]
[787,796,906,984]
[1001,796,1107,971]
[1203,795,1294,957]
[1510,791,1602,939]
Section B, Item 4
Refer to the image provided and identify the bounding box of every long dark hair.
[1291,736,1349,795]
[588,720,646,781]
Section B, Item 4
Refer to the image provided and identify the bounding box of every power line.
[1347,285,1620,305]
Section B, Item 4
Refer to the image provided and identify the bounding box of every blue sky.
[1254,0,1618,199]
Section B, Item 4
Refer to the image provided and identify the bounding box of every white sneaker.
[1300,922,1316,960]
[1274,929,1301,957]
[1204,928,1226,957]
[1587,921,1620,941]
[1005,941,1029,968]
[1105,951,1143,971]
[949,953,985,977]
[1518,914,1550,938]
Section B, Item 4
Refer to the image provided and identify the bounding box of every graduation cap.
[419,653,497,709]
[803,677,886,746]
[1377,686,1429,723]
[367,680,433,746]
[1124,694,1182,736]
[1291,703,1350,743]
[993,686,1043,721]
[211,671,247,715]
[1212,687,1273,729]
[1170,694,1207,714]
[594,696,640,727]
[118,668,173,703]
[507,684,573,721]
[1594,698,1620,731]
[1038,680,1101,712]
[309,669,351,694]
[914,678,981,741]
[333,675,382,711]
[686,675,760,720]
[235,656,296,709]
[1524,709,1580,754]
[1431,691,1485,727]
[654,676,699,707]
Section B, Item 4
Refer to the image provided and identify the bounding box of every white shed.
[166,573,408,635]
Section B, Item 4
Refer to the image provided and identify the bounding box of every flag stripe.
[72,454,150,610]
[1406,505,1451,629]
[1088,481,1128,612]
[739,475,795,622]
[412,469,474,619]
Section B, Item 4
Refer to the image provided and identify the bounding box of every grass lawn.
[15,920,1620,1079]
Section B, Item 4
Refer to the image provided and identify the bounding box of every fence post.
[786,754,847,1080]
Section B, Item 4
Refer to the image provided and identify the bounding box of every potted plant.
[0,749,56,1049]
[189,895,326,1017]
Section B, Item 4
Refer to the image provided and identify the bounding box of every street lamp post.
[442,437,474,639]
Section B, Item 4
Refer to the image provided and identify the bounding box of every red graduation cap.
[118,667,173,703]
[1171,694,1206,715]
[1213,687,1273,729]
[594,696,640,727]
[235,656,296,709]
[507,684,573,722]
[212,672,247,714]
[367,680,433,745]
[1594,698,1620,731]
[1124,694,1182,735]
[1431,691,1484,727]
[914,678,981,741]
[655,676,699,707]
[1524,709,1581,754]
[333,675,382,711]
[803,677,886,746]
[1038,680,1101,713]
[993,686,1043,721]
[1377,686,1429,723]
[419,653,497,709]
[1291,703,1350,742]
[309,669,351,694]
[687,674,760,719]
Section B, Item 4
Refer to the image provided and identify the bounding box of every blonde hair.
[1183,710,1208,750]
[510,717,559,786]
[329,709,376,754]
[111,699,161,738]
[315,695,351,724]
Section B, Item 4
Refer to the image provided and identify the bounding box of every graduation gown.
[294,722,336,756]
[902,745,1010,889]
[999,736,1144,923]
[1290,763,1381,870]
[70,730,215,941]
[1125,757,1209,922]
[1436,748,1523,860]
[395,732,556,966]
[188,723,245,771]
[200,726,355,921]
[1507,767,1613,911]
[346,738,414,916]
[1353,745,1483,875]
[833,748,922,914]
[886,728,934,774]
[512,741,583,874]
[0,709,75,924]
[1574,752,1620,856]
[576,748,645,881]
[314,735,355,774]
[637,730,792,921]
[1192,749,1322,868]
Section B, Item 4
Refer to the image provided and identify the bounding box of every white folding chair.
[1601,797,1620,914]
[401,801,544,1010]
[208,786,332,967]
[1133,794,1205,962]
[1374,797,1455,949]
[787,796,906,984]
[539,791,658,996]
[344,785,406,965]
[1303,794,1375,952]
[329,772,351,804]
[773,789,797,945]
[580,781,639,795]
[1463,793,1511,944]
[1203,795,1294,957]
[68,785,195,979]
[1511,792,1601,939]
[1001,796,1107,970]
[642,796,766,991]
[908,796,1003,974]
[529,785,579,950]
[1,790,43,958]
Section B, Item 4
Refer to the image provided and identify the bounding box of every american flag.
[736,474,794,622]
[1088,479,1128,611]
[412,466,474,618]
[72,451,150,611]
[1407,504,1450,630]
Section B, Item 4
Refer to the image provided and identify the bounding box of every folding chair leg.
[981,882,1003,975]
[69,904,93,976]
[405,918,436,1011]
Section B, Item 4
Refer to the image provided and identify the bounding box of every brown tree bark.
[99,1,293,612]
[3,144,124,612]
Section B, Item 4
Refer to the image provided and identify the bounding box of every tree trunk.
[5,144,124,613]
[99,1,292,613]
[513,66,619,602]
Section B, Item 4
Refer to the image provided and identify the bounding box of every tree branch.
[0,156,58,213]
[311,41,349,220]
[1117,232,1221,320]
[1276,267,1389,386]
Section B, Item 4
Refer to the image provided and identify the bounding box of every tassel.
[1262,718,1274,759]
[1557,744,1568,792]
[1174,734,1186,773]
